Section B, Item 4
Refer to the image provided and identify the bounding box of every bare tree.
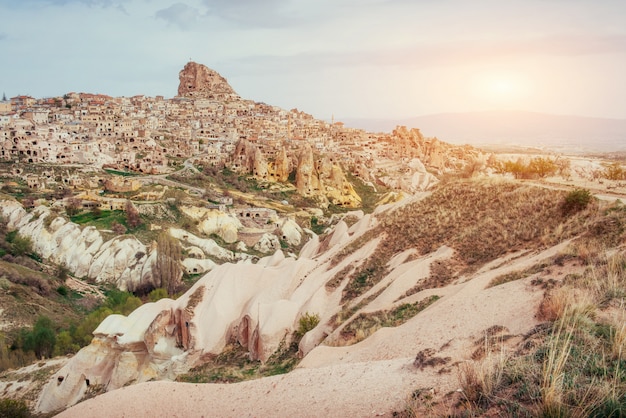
[65,198,82,216]
[111,221,127,235]
[125,200,142,229]
[156,232,182,296]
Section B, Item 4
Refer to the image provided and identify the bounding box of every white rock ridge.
[0,201,156,290]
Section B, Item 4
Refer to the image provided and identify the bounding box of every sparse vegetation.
[602,162,626,180]
[379,179,592,267]
[488,261,549,288]
[70,209,128,230]
[148,287,169,302]
[339,296,440,345]
[1,288,141,371]
[176,337,300,384]
[402,259,461,299]
[444,244,626,417]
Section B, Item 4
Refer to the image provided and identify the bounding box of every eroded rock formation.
[390,126,485,172]
[231,139,292,182]
[34,213,377,413]
[177,61,239,100]
[296,144,361,207]
[179,206,242,244]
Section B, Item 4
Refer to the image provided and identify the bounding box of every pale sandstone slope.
[56,241,567,418]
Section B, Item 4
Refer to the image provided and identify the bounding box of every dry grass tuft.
[541,310,575,417]
[458,345,508,408]
[413,348,451,370]
[608,308,626,361]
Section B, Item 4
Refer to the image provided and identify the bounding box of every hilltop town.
[1,62,480,209]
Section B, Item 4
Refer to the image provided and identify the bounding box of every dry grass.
[325,265,354,291]
[378,179,592,269]
[541,310,575,417]
[458,344,508,408]
[538,286,596,323]
[608,308,626,361]
[402,258,463,300]
[342,179,591,305]
[445,239,626,417]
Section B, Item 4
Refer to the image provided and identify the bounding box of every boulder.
[253,233,280,253]
[279,219,303,246]
[180,206,242,244]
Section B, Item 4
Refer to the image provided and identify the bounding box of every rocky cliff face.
[1,201,222,291]
[177,61,239,100]
[231,139,292,182]
[0,199,304,293]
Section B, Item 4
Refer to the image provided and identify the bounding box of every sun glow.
[471,71,531,107]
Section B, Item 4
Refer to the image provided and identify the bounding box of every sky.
[1,0,625,121]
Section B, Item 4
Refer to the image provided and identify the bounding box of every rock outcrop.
[377,158,438,193]
[390,126,485,173]
[177,61,239,100]
[229,139,359,207]
[252,233,281,253]
[231,139,292,182]
[296,144,361,207]
[179,206,242,244]
[271,146,292,182]
[34,211,385,413]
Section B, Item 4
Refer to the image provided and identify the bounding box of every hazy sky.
[1,0,625,120]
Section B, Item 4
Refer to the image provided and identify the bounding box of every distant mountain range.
[341,111,626,153]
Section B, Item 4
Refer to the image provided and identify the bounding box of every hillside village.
[0,62,480,209]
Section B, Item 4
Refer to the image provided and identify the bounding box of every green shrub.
[10,235,33,257]
[0,398,31,418]
[54,330,79,356]
[561,188,592,216]
[22,316,56,359]
[603,162,626,180]
[56,285,68,297]
[295,312,320,340]
[148,288,169,302]
[501,157,558,179]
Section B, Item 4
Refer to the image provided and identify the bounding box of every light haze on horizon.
[1,0,625,121]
